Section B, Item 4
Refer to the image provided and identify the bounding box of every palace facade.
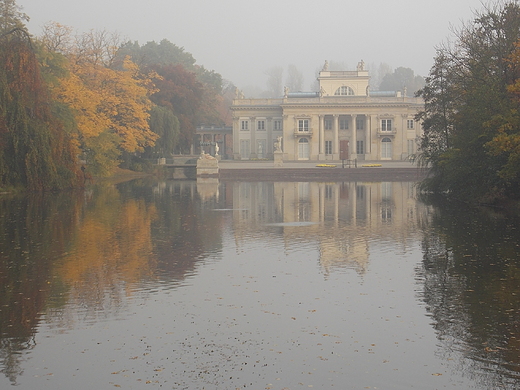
[231,61,424,161]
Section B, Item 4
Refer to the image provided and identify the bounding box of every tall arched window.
[334,86,354,96]
[381,137,392,159]
[298,138,310,159]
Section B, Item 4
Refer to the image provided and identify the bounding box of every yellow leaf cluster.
[43,24,159,158]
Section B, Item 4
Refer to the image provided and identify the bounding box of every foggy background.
[22,0,486,94]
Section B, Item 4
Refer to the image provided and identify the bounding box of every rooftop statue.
[322,60,329,71]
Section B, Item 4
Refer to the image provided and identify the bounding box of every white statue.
[274,136,283,152]
[215,143,219,156]
[199,150,216,160]
[235,87,244,99]
[322,60,329,71]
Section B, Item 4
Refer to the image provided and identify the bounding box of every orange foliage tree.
[40,22,158,175]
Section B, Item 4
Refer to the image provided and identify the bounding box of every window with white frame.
[324,119,332,130]
[339,119,349,130]
[298,119,309,132]
[257,120,265,130]
[274,120,282,131]
[356,140,364,155]
[334,86,354,96]
[407,139,414,155]
[325,140,332,155]
[381,137,392,158]
[257,139,266,157]
[240,139,250,158]
[407,119,415,129]
[356,117,364,130]
[381,119,392,131]
[241,120,249,131]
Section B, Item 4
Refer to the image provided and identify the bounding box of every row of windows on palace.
[240,137,417,158]
[240,118,416,131]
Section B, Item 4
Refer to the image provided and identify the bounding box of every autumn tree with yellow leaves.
[40,22,158,175]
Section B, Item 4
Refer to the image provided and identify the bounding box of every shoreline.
[219,167,428,182]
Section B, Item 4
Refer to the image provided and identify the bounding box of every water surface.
[0,179,519,389]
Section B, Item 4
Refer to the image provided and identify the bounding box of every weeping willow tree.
[0,0,80,190]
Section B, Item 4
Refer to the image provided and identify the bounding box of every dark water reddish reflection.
[0,179,519,389]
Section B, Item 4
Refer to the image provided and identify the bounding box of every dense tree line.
[0,0,226,190]
[417,1,520,203]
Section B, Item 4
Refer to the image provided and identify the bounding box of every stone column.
[232,117,240,159]
[250,116,257,159]
[333,114,339,156]
[319,115,325,158]
[369,115,377,159]
[351,114,357,160]
[267,117,273,156]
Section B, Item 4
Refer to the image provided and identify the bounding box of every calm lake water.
[0,178,519,389]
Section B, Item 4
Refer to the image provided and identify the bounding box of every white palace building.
[231,61,424,162]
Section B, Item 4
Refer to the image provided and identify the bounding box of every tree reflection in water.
[418,199,520,387]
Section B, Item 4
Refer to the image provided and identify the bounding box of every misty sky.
[22,0,486,90]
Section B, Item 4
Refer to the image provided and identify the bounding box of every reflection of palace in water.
[226,181,429,274]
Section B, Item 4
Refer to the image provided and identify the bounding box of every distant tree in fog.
[286,64,304,92]
[379,67,425,95]
[328,60,349,70]
[264,66,283,97]
[368,62,392,90]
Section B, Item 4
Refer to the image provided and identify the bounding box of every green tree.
[0,0,28,33]
[486,40,520,192]
[416,1,520,202]
[117,39,196,69]
[0,2,80,190]
[143,105,180,158]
